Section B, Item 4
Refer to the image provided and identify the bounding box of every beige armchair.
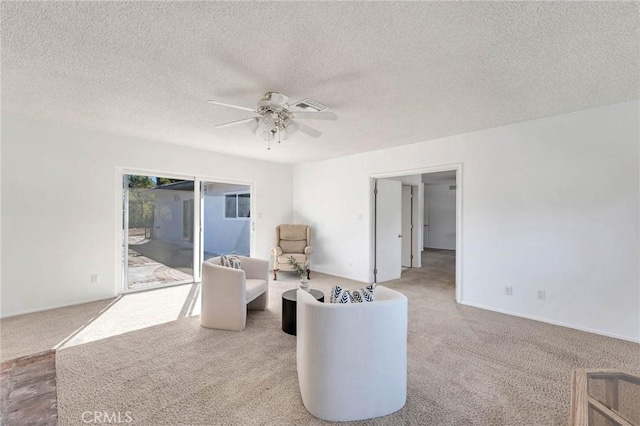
[200,256,268,331]
[270,224,313,280]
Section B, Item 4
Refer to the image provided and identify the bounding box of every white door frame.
[411,182,423,268]
[115,167,255,295]
[370,163,463,303]
[401,185,413,268]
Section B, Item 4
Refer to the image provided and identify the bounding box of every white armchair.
[270,224,313,280]
[200,256,268,331]
[296,286,408,422]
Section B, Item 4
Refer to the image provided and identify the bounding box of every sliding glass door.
[121,173,253,292]
[123,174,196,290]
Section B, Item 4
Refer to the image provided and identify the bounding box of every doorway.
[371,164,463,303]
[422,170,457,299]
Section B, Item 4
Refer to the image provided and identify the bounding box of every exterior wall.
[202,183,251,256]
[154,189,194,247]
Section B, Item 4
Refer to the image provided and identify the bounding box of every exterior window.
[225,192,250,219]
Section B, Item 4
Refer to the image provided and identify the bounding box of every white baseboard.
[0,296,116,319]
[460,300,640,343]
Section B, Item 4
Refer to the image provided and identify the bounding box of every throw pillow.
[228,251,242,268]
[351,283,376,302]
[330,284,376,304]
[330,286,352,303]
[220,254,242,269]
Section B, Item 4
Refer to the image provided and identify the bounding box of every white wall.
[293,101,640,341]
[1,114,293,317]
[424,184,456,250]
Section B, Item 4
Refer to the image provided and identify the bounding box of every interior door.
[401,185,412,267]
[375,179,402,282]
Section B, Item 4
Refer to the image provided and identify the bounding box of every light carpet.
[5,250,640,424]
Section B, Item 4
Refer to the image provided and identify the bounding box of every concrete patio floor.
[127,238,193,290]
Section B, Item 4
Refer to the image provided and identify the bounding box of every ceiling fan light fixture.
[258,128,275,141]
[258,115,275,131]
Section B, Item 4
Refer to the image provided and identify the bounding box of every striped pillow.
[220,254,242,269]
[329,284,376,303]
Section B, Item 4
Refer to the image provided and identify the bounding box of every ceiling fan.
[207,92,337,149]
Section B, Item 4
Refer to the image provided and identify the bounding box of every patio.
[127,234,193,290]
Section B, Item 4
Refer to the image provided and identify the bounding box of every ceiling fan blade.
[215,117,256,128]
[206,100,255,112]
[292,111,338,121]
[297,123,322,138]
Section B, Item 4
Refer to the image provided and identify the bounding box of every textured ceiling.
[2,2,638,164]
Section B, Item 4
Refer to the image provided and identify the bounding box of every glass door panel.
[124,175,195,290]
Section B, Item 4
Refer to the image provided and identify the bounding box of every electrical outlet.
[537,290,546,300]
[504,286,513,296]
[91,274,99,284]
